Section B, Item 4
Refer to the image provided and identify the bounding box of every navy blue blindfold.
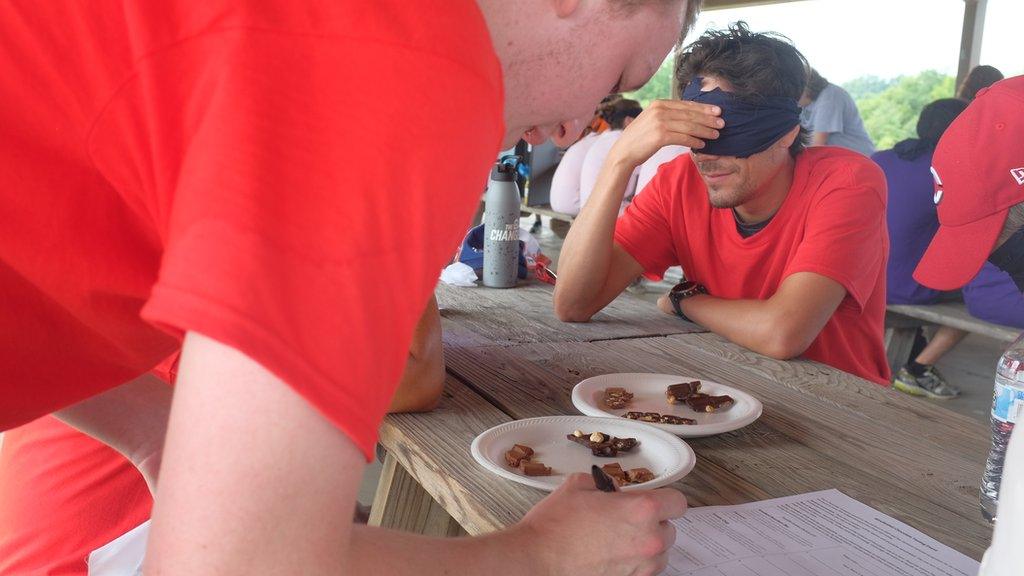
[681,77,801,158]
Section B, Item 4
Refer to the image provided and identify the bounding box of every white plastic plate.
[470,415,695,492]
[572,373,762,437]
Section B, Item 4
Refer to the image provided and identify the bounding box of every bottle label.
[488,224,519,242]
[993,380,1024,423]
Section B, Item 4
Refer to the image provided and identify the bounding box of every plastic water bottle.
[483,158,521,288]
[981,332,1024,522]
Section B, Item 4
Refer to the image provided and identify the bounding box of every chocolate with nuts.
[626,467,655,484]
[566,431,639,457]
[623,411,696,425]
[603,387,634,409]
[666,381,702,404]
[685,393,734,413]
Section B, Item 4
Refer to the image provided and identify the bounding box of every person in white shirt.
[636,144,689,193]
[550,130,601,215]
[580,99,644,213]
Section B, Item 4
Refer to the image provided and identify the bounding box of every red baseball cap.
[914,76,1024,290]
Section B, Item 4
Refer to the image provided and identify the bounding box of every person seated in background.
[911,75,1024,576]
[915,75,1024,319]
[578,98,644,212]
[554,22,890,386]
[637,144,690,192]
[800,68,875,157]
[549,97,619,216]
[0,296,446,576]
[957,64,1004,102]
[875,98,1024,399]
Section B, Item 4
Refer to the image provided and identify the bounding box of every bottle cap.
[490,161,517,182]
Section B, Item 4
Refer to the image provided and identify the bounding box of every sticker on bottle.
[992,381,1024,423]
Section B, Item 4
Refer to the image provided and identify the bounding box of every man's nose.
[550,116,589,148]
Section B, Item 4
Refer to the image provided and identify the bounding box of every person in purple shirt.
[876,97,1024,400]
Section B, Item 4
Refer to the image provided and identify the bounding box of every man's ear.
[778,124,800,150]
[552,0,583,19]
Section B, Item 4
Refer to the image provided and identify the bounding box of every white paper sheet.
[666,489,980,576]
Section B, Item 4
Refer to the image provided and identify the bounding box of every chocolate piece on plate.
[659,414,696,425]
[623,411,644,420]
[519,461,552,476]
[603,387,634,409]
[567,431,639,457]
[666,381,701,404]
[505,444,534,468]
[611,437,639,452]
[685,393,734,413]
[626,467,656,484]
[601,462,626,479]
[512,444,535,457]
[590,442,619,458]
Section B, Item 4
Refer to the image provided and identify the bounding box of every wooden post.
[956,0,988,90]
[369,452,466,537]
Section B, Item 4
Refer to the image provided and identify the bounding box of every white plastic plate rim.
[470,415,696,492]
[571,373,763,437]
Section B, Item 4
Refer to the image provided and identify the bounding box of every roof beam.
[701,0,809,10]
[957,0,988,88]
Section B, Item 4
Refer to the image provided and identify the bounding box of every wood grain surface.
[441,335,992,559]
[375,285,995,561]
[437,281,704,346]
[375,375,537,535]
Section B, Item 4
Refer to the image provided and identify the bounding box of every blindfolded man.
[555,22,891,386]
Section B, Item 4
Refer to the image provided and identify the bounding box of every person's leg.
[913,326,968,366]
[893,326,968,400]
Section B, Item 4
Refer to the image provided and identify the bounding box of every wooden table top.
[378,282,993,560]
[436,282,704,347]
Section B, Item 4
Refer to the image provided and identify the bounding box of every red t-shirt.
[0,417,152,576]
[615,147,891,385]
[0,1,503,459]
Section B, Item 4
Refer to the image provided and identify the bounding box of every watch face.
[671,280,697,295]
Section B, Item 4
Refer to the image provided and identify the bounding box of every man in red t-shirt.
[555,23,890,386]
[0,299,445,576]
[0,1,708,573]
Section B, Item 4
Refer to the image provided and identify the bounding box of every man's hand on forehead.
[606,99,723,169]
[680,76,802,158]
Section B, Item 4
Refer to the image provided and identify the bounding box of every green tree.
[846,71,956,151]
[623,55,675,107]
[842,76,893,101]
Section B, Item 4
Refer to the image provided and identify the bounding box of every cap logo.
[930,166,944,205]
[1013,167,1024,186]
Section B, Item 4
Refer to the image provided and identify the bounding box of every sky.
[682,0,1022,84]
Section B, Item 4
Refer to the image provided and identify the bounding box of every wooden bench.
[884,302,1020,376]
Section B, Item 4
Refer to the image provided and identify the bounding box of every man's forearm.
[554,157,635,320]
[347,525,534,576]
[663,294,798,359]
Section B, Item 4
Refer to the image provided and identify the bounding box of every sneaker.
[530,215,543,234]
[892,366,961,399]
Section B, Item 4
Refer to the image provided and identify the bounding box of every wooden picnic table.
[371,281,994,560]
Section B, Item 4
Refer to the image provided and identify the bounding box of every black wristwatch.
[668,280,707,322]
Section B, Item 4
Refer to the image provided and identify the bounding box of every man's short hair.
[613,0,702,46]
[676,22,810,156]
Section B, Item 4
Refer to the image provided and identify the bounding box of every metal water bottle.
[483,159,521,288]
